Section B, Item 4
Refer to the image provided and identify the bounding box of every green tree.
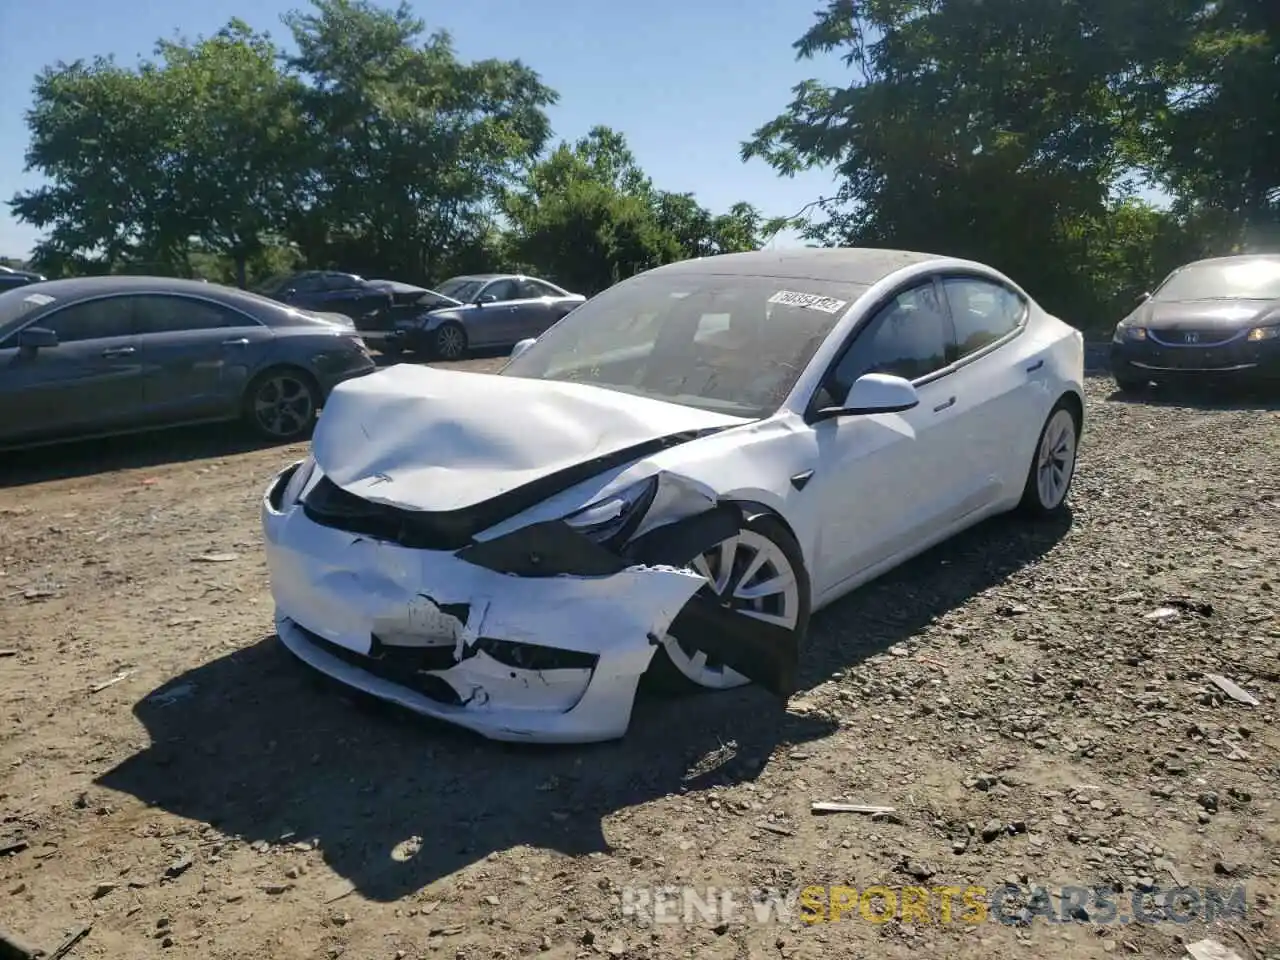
[282,0,557,281]
[741,0,1210,319]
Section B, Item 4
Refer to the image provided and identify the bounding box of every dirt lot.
[1,362,1277,960]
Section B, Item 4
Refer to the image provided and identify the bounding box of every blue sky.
[0,0,850,260]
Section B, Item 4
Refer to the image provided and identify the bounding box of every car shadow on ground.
[1103,381,1280,411]
[96,509,1070,903]
[0,423,285,490]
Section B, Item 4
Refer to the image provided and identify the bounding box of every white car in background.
[261,248,1085,743]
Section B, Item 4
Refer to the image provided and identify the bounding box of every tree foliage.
[11,0,1279,319]
[744,0,1280,324]
[10,1,763,289]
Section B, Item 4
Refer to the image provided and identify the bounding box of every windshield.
[0,287,56,340]
[500,272,866,418]
[435,277,485,302]
[1153,259,1280,301]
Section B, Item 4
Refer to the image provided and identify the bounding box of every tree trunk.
[235,254,248,290]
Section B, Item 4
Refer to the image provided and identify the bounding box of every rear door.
[0,295,145,442]
[937,274,1043,506]
[509,278,559,340]
[133,294,275,421]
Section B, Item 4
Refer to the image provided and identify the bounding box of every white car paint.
[261,250,1085,743]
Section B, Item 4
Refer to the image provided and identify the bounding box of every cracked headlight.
[281,456,317,509]
[562,476,659,545]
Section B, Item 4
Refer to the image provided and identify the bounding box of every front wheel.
[1018,401,1079,516]
[243,368,320,443]
[433,322,468,361]
[646,513,811,693]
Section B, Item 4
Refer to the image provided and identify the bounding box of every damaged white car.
[262,248,1085,743]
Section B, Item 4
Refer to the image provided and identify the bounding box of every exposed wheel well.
[1057,389,1084,434]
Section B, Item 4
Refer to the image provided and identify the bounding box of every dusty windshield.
[1154,258,1280,301]
[500,272,867,417]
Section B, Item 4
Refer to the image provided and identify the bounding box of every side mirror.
[815,373,920,420]
[1137,291,1151,304]
[476,293,497,305]
[18,327,58,350]
[511,338,536,360]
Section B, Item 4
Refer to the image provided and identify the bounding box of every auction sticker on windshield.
[767,290,848,314]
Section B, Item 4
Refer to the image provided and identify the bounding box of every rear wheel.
[433,322,468,361]
[1018,401,1079,516]
[647,513,811,693]
[243,368,320,442]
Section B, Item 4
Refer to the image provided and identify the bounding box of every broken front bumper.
[261,463,707,743]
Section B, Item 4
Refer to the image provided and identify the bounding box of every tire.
[646,512,812,694]
[432,322,468,361]
[1018,399,1080,517]
[243,367,321,443]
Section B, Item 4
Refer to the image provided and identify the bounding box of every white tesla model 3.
[261,248,1085,743]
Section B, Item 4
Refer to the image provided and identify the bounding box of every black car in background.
[256,271,430,340]
[1111,254,1280,391]
[0,266,46,292]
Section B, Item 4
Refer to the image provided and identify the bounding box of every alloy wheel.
[661,528,801,689]
[253,373,315,440]
[1036,407,1077,509]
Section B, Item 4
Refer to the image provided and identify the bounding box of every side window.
[943,277,1025,358]
[290,275,327,294]
[826,282,951,399]
[324,274,359,291]
[133,295,251,334]
[514,279,550,299]
[482,279,519,302]
[41,298,135,343]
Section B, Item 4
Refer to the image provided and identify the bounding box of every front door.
[468,278,523,346]
[0,295,145,443]
[803,279,963,596]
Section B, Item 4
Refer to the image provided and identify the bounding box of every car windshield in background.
[1153,259,1280,301]
[434,278,484,302]
[500,273,867,418]
[0,288,56,339]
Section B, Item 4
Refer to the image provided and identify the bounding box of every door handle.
[222,338,250,346]
[932,396,956,413]
[1026,358,1045,373]
[101,346,135,358]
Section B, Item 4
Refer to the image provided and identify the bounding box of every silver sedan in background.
[385,273,586,360]
[0,276,377,449]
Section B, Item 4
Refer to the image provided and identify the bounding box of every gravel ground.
[1,362,1277,960]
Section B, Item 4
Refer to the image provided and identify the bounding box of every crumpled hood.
[311,364,750,512]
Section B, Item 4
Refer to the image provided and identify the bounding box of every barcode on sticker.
[767,290,848,314]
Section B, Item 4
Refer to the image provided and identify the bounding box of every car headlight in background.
[562,476,659,546]
[1246,325,1280,342]
[281,456,317,509]
[1113,323,1148,343]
